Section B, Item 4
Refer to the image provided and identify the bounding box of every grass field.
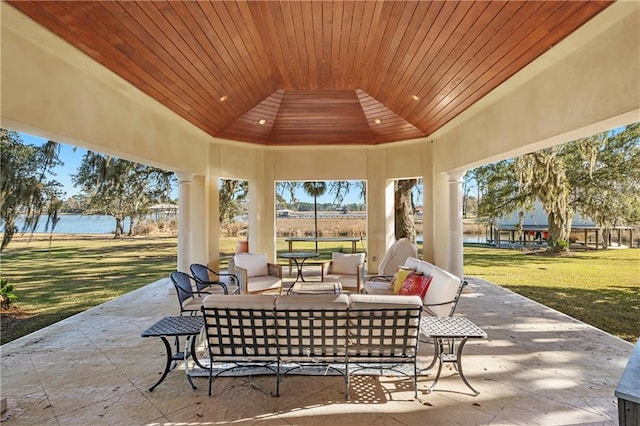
[464,247,639,342]
[1,234,638,344]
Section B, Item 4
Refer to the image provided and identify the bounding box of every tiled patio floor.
[0,271,634,425]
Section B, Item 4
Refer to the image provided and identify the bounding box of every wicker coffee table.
[288,281,343,295]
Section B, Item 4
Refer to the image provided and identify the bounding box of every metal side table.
[420,316,487,395]
[141,316,204,392]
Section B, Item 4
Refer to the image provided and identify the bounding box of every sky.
[17,132,368,205]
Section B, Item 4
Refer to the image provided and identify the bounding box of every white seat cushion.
[182,295,207,311]
[275,294,350,310]
[246,275,282,293]
[203,294,276,310]
[349,294,422,310]
[363,280,394,295]
[324,273,359,290]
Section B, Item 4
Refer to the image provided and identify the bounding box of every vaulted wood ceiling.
[8,1,612,146]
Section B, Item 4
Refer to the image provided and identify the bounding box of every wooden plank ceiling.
[8,1,612,146]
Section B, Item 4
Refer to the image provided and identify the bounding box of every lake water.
[2,214,131,234]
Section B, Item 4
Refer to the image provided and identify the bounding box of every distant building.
[149,204,178,220]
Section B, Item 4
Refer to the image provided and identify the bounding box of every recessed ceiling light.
[411,95,420,101]
[219,95,228,102]
[373,118,382,124]
[258,119,267,125]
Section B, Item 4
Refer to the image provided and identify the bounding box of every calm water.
[3,214,131,234]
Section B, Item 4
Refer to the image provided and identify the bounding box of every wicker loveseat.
[200,293,422,399]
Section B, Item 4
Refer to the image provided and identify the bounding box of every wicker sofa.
[200,293,422,399]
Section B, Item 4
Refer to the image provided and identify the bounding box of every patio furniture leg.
[426,338,444,393]
[190,333,207,369]
[455,337,479,395]
[345,360,350,400]
[149,337,175,392]
[419,336,439,371]
[184,335,197,390]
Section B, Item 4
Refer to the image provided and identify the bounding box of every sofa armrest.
[233,265,248,294]
[320,260,332,280]
[356,263,365,293]
[267,262,282,279]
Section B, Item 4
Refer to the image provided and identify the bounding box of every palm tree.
[302,181,327,251]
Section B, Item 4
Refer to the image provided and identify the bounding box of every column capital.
[175,171,194,183]
[447,170,466,183]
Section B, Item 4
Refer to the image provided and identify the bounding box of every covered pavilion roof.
[6,1,612,146]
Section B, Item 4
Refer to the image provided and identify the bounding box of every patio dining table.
[279,251,320,285]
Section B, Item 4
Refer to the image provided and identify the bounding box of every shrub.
[552,239,570,253]
[0,278,17,309]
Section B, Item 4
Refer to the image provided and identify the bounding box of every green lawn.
[0,235,177,344]
[464,247,640,342]
[1,235,638,344]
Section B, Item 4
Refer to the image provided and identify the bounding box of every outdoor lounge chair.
[169,271,210,316]
[233,253,283,294]
[321,252,366,293]
[190,263,240,295]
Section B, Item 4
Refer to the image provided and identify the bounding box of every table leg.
[425,337,479,396]
[149,336,174,392]
[297,258,308,282]
[190,331,207,369]
[455,337,479,395]
[419,336,439,371]
[426,338,444,393]
[184,335,197,390]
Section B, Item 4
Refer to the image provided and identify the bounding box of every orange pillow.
[392,268,414,294]
[398,273,433,299]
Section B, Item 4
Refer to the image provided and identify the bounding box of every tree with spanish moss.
[73,152,173,237]
[0,129,63,251]
[475,123,640,252]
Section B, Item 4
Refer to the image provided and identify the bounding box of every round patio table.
[278,251,320,284]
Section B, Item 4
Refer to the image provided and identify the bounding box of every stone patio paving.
[0,272,634,425]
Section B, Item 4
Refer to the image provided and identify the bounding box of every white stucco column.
[447,170,465,280]
[176,171,194,273]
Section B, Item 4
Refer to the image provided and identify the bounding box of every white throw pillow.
[331,252,365,274]
[234,253,269,277]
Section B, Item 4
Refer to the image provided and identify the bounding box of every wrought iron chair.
[169,270,211,316]
[190,263,240,295]
[168,270,210,368]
